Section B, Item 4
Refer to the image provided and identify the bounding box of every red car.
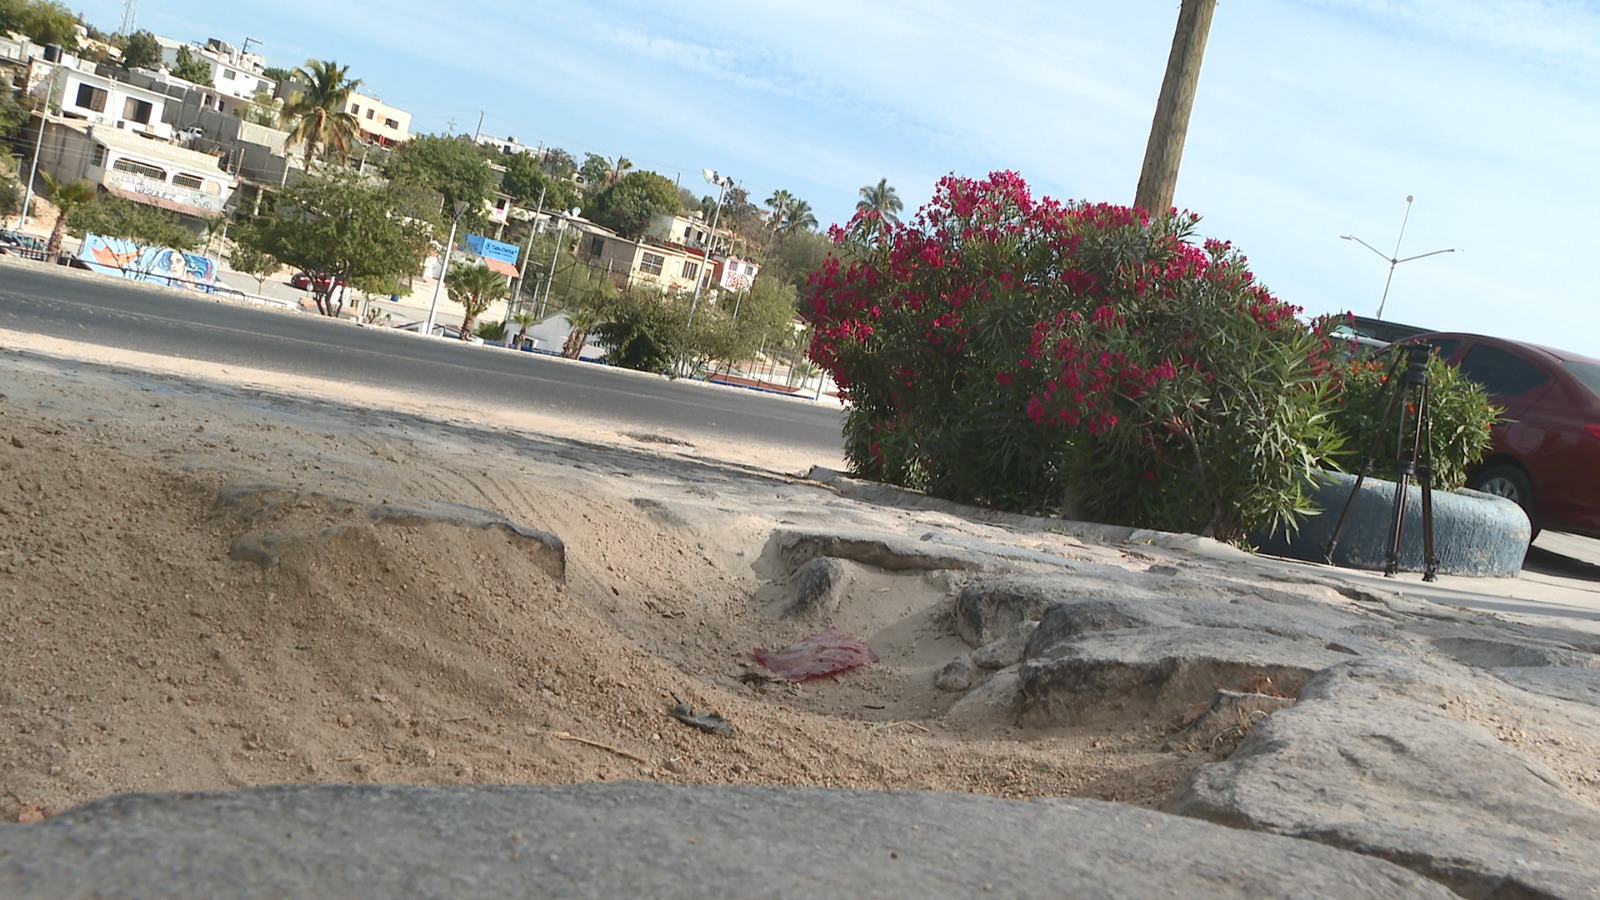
[290,271,345,291]
[1414,332,1600,538]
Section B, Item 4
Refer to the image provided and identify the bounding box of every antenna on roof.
[120,0,137,34]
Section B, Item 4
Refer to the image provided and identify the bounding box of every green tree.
[237,87,282,127]
[385,133,497,224]
[540,147,577,179]
[781,199,818,233]
[2,0,76,48]
[261,65,293,85]
[69,195,200,275]
[765,189,794,233]
[446,263,509,340]
[592,286,687,373]
[0,178,21,222]
[501,151,578,212]
[856,178,903,226]
[0,90,26,138]
[225,225,282,292]
[38,172,98,257]
[578,153,610,190]
[282,59,363,168]
[171,47,213,85]
[120,30,161,70]
[238,169,432,317]
[587,171,679,239]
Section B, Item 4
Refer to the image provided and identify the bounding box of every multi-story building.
[48,58,175,140]
[345,90,411,147]
[35,119,235,222]
[154,37,276,118]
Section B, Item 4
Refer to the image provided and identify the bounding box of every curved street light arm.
[1396,247,1458,264]
[1341,233,1393,262]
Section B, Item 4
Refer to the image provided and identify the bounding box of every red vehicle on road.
[290,271,345,291]
[1414,332,1600,538]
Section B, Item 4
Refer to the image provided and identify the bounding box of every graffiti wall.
[76,234,217,291]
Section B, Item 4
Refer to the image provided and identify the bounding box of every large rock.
[1170,656,1600,898]
[0,782,1453,898]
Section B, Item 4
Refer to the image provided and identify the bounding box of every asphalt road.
[0,263,846,460]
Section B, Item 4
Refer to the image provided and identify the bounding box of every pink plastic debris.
[753,626,880,681]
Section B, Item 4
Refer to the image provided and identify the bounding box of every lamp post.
[686,169,733,332]
[1341,195,1458,321]
[18,54,64,229]
[537,207,580,320]
[423,199,470,337]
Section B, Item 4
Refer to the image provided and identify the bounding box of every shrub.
[803,172,1348,543]
[1323,344,1499,490]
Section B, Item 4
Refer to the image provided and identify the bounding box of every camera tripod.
[1324,340,1440,581]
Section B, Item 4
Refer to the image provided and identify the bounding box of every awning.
[101,184,224,219]
[481,257,519,278]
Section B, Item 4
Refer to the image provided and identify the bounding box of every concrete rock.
[970,621,1037,670]
[1018,626,1347,727]
[0,782,1453,899]
[1170,656,1600,898]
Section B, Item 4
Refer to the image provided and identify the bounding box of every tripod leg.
[1418,381,1439,581]
[1326,353,1409,563]
[1384,381,1419,577]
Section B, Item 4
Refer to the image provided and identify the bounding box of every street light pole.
[686,169,732,332]
[18,56,63,229]
[1341,195,1459,321]
[423,200,469,337]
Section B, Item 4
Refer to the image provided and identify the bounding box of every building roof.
[76,122,235,180]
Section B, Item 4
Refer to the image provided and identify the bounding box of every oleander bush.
[803,173,1503,543]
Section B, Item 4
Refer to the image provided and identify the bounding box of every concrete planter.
[1251,471,1531,577]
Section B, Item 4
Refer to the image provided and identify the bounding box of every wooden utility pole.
[1134,0,1218,215]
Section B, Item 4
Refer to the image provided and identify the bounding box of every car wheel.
[1469,465,1538,539]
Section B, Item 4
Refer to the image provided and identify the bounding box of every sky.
[67,0,1600,355]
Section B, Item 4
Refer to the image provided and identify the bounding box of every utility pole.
[18,57,63,230]
[1134,0,1218,215]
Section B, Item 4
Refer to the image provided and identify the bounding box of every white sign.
[105,170,225,214]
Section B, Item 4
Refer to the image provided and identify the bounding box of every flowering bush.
[1323,347,1499,490]
[803,172,1348,542]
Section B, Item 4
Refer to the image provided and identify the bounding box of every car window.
[1561,361,1600,398]
[1422,338,1460,360]
[1457,345,1552,398]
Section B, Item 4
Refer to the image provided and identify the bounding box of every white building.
[36,119,236,221]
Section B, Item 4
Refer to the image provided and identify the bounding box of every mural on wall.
[76,234,217,291]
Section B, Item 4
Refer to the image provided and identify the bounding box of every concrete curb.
[1251,471,1531,576]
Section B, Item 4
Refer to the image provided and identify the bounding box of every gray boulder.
[0,782,1453,899]
[1170,656,1600,898]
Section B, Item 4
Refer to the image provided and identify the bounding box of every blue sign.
[466,234,520,265]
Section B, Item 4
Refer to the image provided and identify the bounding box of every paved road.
[0,263,846,460]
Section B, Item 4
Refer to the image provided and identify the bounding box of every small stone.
[9,437,23,449]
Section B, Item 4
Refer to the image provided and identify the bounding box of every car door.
[1449,339,1560,514]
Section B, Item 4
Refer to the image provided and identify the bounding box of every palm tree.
[765,189,794,232]
[604,156,633,188]
[857,178,903,226]
[283,60,363,169]
[781,199,818,233]
[446,263,510,340]
[38,172,98,259]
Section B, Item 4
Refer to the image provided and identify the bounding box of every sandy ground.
[0,326,1212,823]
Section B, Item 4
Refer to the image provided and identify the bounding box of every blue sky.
[73,1,1600,354]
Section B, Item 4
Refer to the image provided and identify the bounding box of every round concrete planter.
[1250,471,1531,577]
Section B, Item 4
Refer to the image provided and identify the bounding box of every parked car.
[1412,332,1600,538]
[290,271,345,291]
[0,230,46,254]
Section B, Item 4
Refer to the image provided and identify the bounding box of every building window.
[639,252,665,276]
[222,69,235,79]
[589,236,605,256]
[112,157,166,180]
[349,103,359,114]
[122,97,153,124]
[172,173,204,190]
[90,145,106,167]
[75,83,108,113]
[385,118,399,128]
[682,260,699,280]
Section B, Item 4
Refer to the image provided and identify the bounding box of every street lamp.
[1341,195,1458,321]
[423,199,470,337]
[686,169,733,332]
